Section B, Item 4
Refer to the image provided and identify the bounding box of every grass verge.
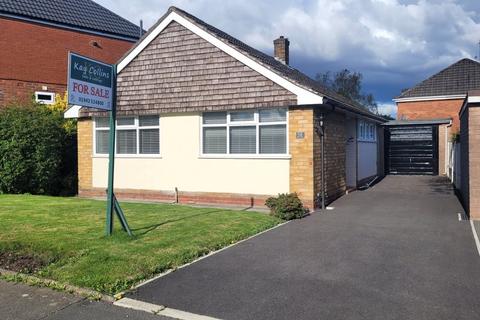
[0,194,281,295]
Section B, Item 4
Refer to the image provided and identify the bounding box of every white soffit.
[117,11,323,105]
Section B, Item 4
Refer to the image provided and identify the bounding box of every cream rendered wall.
[358,142,378,180]
[92,113,290,195]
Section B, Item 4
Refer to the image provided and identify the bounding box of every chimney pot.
[274,36,289,65]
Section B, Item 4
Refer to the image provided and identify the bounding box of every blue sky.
[97,0,480,117]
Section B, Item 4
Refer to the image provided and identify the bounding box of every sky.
[97,0,480,117]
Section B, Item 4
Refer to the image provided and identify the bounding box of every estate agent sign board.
[67,52,113,110]
[67,52,131,237]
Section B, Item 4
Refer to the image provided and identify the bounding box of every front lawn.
[0,195,280,294]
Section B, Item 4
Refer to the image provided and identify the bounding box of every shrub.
[0,100,77,195]
[265,193,307,220]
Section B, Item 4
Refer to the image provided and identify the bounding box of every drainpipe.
[315,113,326,210]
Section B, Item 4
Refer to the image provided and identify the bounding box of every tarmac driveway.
[127,176,480,320]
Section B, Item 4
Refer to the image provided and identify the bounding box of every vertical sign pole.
[105,64,118,236]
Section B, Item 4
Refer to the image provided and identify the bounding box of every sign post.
[68,52,132,236]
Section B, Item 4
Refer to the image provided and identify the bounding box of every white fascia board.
[393,94,466,103]
[117,11,323,105]
[468,95,480,103]
[64,105,82,119]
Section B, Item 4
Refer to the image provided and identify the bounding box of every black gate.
[386,125,438,175]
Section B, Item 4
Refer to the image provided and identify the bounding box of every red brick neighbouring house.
[393,58,480,175]
[0,0,141,107]
[394,58,480,133]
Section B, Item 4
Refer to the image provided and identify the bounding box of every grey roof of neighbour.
[396,58,480,99]
[0,0,141,41]
[383,119,452,126]
[126,6,384,122]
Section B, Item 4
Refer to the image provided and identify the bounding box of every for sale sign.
[67,52,113,110]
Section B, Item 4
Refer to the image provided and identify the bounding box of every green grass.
[0,194,280,294]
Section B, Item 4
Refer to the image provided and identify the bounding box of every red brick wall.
[396,99,463,132]
[0,17,135,106]
[467,106,480,219]
[0,79,66,106]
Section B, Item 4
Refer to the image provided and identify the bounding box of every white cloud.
[95,0,480,101]
[377,102,397,118]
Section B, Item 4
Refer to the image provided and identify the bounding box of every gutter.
[321,97,386,123]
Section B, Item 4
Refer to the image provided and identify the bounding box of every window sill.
[92,154,162,159]
[198,154,292,160]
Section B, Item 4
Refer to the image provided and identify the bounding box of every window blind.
[139,116,159,127]
[259,109,286,122]
[260,125,286,154]
[117,130,137,154]
[117,117,135,126]
[96,130,109,154]
[139,129,159,154]
[230,126,256,154]
[230,111,254,122]
[203,112,226,124]
[203,127,227,154]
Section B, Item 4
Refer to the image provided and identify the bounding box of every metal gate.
[386,125,438,175]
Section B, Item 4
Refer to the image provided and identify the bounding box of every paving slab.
[128,176,480,320]
[0,280,171,320]
[0,280,81,320]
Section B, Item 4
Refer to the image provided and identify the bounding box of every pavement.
[0,280,172,320]
[126,175,480,320]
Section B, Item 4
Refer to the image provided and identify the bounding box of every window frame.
[34,91,55,105]
[93,116,161,158]
[357,119,377,143]
[200,109,290,159]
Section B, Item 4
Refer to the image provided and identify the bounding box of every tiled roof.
[127,6,383,121]
[397,58,480,99]
[0,0,141,41]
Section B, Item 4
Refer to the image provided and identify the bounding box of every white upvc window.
[357,119,376,142]
[34,91,55,104]
[94,116,160,156]
[201,108,288,157]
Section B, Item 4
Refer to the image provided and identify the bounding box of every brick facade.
[79,188,271,208]
[460,107,469,213]
[83,21,296,117]
[287,107,348,209]
[314,111,347,205]
[460,105,480,219]
[396,99,463,133]
[458,102,480,220]
[0,79,66,106]
[289,107,315,209]
[0,17,134,106]
[77,119,93,190]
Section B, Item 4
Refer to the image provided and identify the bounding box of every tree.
[316,69,378,113]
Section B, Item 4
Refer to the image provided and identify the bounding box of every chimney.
[274,36,289,65]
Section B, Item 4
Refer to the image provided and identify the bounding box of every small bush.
[265,193,307,220]
[0,101,77,195]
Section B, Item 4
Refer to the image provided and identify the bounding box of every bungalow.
[73,7,385,209]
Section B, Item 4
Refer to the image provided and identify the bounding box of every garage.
[384,120,451,175]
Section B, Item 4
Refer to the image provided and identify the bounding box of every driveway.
[127,176,480,320]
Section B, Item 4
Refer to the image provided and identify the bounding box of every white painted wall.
[345,117,357,187]
[92,113,290,195]
[358,142,377,181]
